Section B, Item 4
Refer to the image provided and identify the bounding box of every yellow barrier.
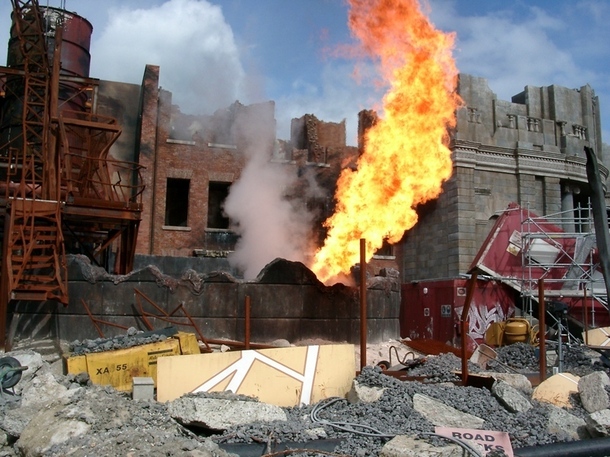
[65,332,200,392]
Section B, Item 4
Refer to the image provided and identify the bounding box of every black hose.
[515,437,610,457]
[218,438,344,456]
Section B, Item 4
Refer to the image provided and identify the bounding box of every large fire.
[310,0,460,283]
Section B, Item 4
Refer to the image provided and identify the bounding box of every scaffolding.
[519,202,607,342]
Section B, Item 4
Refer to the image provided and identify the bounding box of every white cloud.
[452,13,590,99]
[430,0,610,144]
[90,0,247,115]
[275,61,384,145]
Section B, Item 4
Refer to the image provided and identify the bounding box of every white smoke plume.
[223,113,317,280]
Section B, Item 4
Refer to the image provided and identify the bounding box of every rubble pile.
[69,327,171,355]
[401,352,482,382]
[487,342,607,378]
[1,342,610,456]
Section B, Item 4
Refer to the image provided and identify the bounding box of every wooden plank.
[583,327,610,347]
[157,344,356,406]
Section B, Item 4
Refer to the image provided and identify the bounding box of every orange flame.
[311,0,460,283]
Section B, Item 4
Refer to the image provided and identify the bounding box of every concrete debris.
[546,404,590,441]
[167,393,288,431]
[346,379,386,404]
[1,340,610,456]
[15,404,92,457]
[480,372,533,396]
[413,393,485,429]
[585,409,610,437]
[577,370,610,413]
[491,380,532,413]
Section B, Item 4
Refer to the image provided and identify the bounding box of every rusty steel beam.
[460,271,478,385]
[360,238,367,370]
[80,298,129,338]
[134,288,212,352]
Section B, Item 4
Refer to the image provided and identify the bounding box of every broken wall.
[8,257,400,346]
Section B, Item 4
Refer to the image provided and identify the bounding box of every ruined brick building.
[96,67,607,284]
[96,63,399,277]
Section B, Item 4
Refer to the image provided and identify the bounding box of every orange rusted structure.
[0,0,143,347]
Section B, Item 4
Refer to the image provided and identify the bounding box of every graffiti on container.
[455,302,511,341]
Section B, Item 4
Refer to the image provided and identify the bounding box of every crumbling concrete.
[167,394,288,431]
[9,256,400,347]
[578,370,610,413]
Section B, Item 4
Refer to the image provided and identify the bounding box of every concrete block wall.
[7,256,400,346]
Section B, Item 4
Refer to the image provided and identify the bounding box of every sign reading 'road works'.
[435,427,514,456]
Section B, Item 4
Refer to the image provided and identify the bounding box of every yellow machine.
[485,318,539,346]
[65,331,200,391]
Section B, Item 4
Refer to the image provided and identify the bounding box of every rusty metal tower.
[0,0,144,347]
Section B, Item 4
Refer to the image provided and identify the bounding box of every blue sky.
[0,0,608,147]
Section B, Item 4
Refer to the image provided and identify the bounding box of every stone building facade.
[399,73,607,282]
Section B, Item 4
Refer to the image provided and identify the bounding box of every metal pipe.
[584,286,589,346]
[360,238,367,370]
[538,280,546,382]
[515,437,610,457]
[461,271,478,384]
[245,295,251,350]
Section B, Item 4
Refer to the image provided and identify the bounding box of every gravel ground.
[2,338,606,457]
[213,346,596,457]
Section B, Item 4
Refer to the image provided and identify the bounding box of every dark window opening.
[165,178,190,226]
[208,182,231,229]
[375,239,394,257]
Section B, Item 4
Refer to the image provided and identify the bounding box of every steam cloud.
[223,112,318,280]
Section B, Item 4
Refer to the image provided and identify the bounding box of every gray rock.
[586,409,610,437]
[14,405,91,457]
[380,435,462,457]
[578,371,610,413]
[20,371,80,409]
[6,350,45,395]
[412,393,485,429]
[546,404,590,440]
[167,396,287,430]
[2,405,43,439]
[347,379,385,404]
[481,371,533,396]
[492,380,532,413]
